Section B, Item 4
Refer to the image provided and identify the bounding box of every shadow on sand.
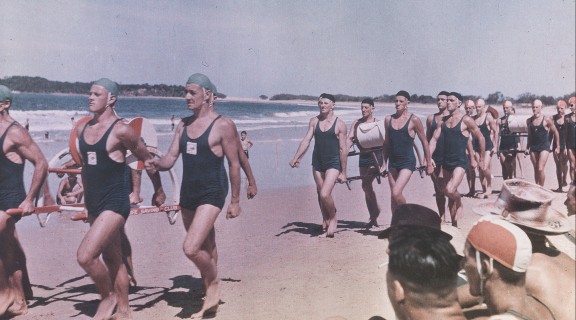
[26,274,235,319]
[276,219,379,237]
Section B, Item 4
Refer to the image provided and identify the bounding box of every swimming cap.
[0,85,12,102]
[467,217,532,272]
[92,78,119,96]
[319,93,336,103]
[464,100,475,108]
[186,73,217,94]
[396,90,410,101]
[438,91,450,96]
[557,100,567,107]
[568,97,575,104]
[449,92,463,102]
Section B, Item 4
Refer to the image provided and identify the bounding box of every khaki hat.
[473,179,571,235]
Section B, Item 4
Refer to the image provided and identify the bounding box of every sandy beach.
[9,121,575,320]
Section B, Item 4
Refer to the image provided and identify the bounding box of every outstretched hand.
[144,158,159,175]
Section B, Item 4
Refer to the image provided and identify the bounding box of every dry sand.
[8,128,575,320]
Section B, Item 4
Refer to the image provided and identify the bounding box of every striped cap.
[467,217,532,272]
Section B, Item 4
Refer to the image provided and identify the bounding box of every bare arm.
[526,117,532,153]
[117,123,165,204]
[56,179,67,204]
[11,126,48,214]
[547,117,560,153]
[346,119,358,151]
[290,117,317,168]
[380,116,391,172]
[413,116,431,172]
[487,114,498,153]
[237,135,257,199]
[465,117,486,170]
[148,120,184,172]
[218,118,242,219]
[425,114,434,141]
[337,118,348,181]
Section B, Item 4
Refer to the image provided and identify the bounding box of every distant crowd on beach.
[1,80,574,319]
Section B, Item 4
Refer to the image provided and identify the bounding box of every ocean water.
[12,93,435,191]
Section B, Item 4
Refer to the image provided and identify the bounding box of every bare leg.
[568,150,576,182]
[531,151,550,186]
[517,152,525,179]
[181,206,221,319]
[465,162,476,197]
[120,229,136,286]
[360,167,380,228]
[431,169,447,220]
[444,168,466,227]
[313,169,329,231]
[0,214,27,316]
[478,151,492,198]
[314,168,340,238]
[387,168,413,213]
[77,211,126,320]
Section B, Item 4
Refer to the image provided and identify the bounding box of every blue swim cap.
[0,85,12,102]
[186,73,217,94]
[92,78,119,96]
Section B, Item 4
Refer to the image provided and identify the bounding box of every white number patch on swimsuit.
[87,152,97,165]
[186,142,197,155]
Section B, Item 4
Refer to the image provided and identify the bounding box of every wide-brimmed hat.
[473,179,571,235]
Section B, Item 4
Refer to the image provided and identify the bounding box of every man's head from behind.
[463,217,531,299]
[386,230,462,319]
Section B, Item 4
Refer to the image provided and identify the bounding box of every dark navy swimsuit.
[553,115,566,151]
[312,117,341,172]
[388,114,416,171]
[528,116,550,152]
[0,122,26,222]
[473,115,494,152]
[567,115,576,151]
[499,115,520,152]
[179,115,228,210]
[442,116,469,170]
[79,119,130,220]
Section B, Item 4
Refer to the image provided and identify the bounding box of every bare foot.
[111,310,133,320]
[6,296,28,317]
[463,191,475,198]
[93,293,117,320]
[476,193,488,199]
[365,219,379,229]
[318,232,334,238]
[191,280,220,319]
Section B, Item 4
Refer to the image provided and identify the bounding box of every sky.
[1,0,575,99]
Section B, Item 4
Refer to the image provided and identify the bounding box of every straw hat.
[473,179,571,235]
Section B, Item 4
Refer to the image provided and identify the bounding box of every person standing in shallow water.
[146,73,253,318]
[290,93,347,238]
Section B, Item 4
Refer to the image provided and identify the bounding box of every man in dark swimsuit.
[0,85,50,317]
[498,100,521,180]
[429,92,485,227]
[552,100,568,192]
[426,91,451,220]
[290,93,347,238]
[463,218,557,319]
[472,98,498,198]
[147,74,254,319]
[525,99,560,186]
[74,78,163,320]
[347,98,383,228]
[567,97,576,185]
[382,90,432,213]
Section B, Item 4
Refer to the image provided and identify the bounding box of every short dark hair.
[388,230,461,293]
[241,130,247,135]
[361,98,374,106]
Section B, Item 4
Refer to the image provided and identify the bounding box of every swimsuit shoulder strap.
[0,121,18,141]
